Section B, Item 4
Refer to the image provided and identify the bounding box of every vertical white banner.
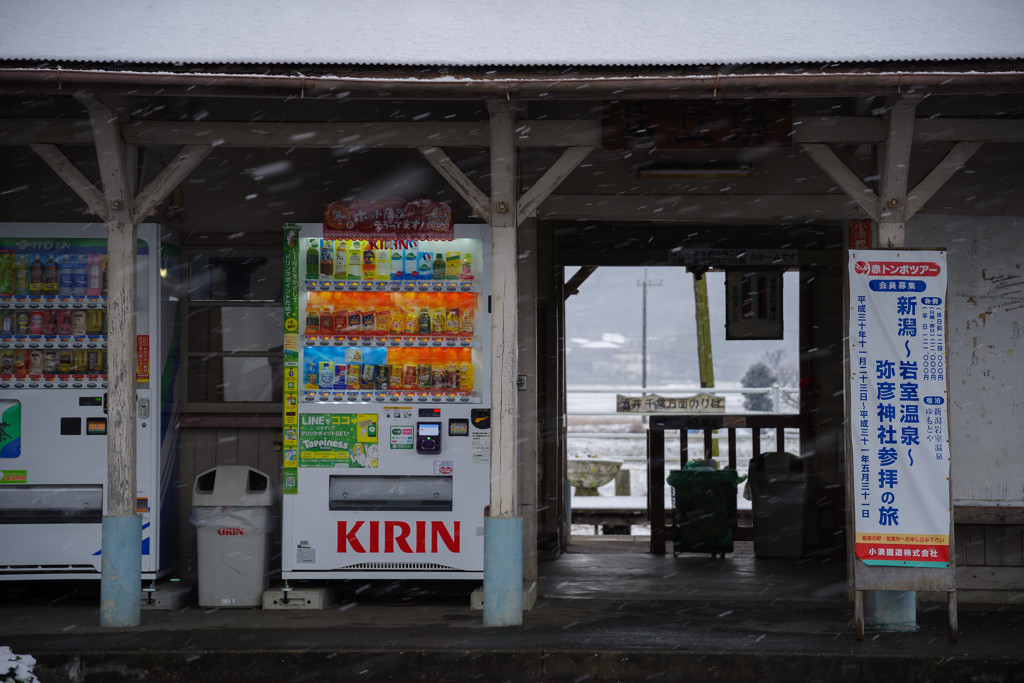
[849,251,951,567]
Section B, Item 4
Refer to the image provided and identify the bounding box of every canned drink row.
[0,309,107,336]
[0,348,107,375]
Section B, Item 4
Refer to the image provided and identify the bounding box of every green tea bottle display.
[305,239,319,280]
[319,239,334,278]
[433,253,446,280]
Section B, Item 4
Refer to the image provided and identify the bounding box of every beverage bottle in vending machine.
[362,244,376,280]
[433,253,446,280]
[445,252,460,280]
[305,239,319,280]
[43,254,58,294]
[334,241,347,280]
[58,254,74,296]
[461,253,474,281]
[404,243,418,280]
[320,307,334,337]
[87,254,103,295]
[319,239,334,279]
[13,255,29,295]
[101,256,107,296]
[418,250,433,280]
[29,254,43,294]
[73,255,87,296]
[390,245,404,280]
[376,246,390,280]
[347,242,362,280]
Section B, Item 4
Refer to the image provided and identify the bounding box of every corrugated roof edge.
[4,63,1024,100]
[2,58,1024,70]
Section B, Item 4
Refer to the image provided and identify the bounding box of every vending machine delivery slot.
[329,475,453,511]
[416,422,442,454]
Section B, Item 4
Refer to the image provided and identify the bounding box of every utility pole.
[692,271,719,460]
[637,268,663,389]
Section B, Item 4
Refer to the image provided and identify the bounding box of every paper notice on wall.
[136,335,149,381]
[471,432,490,464]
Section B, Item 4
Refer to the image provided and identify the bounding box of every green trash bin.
[667,464,747,557]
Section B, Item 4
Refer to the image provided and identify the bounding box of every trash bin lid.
[192,466,276,507]
[748,451,805,478]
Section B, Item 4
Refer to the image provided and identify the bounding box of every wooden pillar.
[878,96,919,248]
[83,95,140,628]
[518,216,539,584]
[482,99,522,627]
[486,98,519,519]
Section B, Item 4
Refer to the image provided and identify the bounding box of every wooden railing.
[647,413,801,556]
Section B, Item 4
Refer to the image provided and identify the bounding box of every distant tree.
[741,361,777,412]
[760,349,800,409]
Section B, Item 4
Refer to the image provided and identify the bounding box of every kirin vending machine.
[0,223,180,581]
[281,200,490,580]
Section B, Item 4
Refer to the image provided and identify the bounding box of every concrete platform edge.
[26,648,1024,683]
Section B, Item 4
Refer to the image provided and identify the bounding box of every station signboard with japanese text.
[849,251,951,568]
[725,270,783,340]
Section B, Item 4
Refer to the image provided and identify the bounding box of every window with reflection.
[183,249,283,411]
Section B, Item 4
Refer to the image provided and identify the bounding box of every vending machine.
[281,201,490,580]
[0,223,180,581]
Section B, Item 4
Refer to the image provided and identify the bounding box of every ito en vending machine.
[0,223,180,582]
[281,199,490,581]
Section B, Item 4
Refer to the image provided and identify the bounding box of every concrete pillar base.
[483,516,523,626]
[100,515,142,628]
[871,590,918,632]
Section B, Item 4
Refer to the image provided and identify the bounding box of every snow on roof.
[1,0,1023,68]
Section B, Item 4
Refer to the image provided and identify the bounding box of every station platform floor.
[1,541,1021,682]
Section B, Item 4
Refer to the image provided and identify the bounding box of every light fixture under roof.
[638,166,753,179]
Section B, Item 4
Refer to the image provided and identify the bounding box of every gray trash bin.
[189,466,277,608]
[747,451,805,559]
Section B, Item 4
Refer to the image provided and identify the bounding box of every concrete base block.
[470,581,538,612]
[262,584,336,610]
[141,581,193,610]
[523,580,538,611]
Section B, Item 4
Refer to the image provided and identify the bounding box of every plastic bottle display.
[405,245,418,280]
[304,291,476,339]
[13,255,29,294]
[296,238,480,402]
[375,247,390,280]
[418,251,433,280]
[42,254,58,294]
[390,248,403,280]
[73,255,87,296]
[445,252,460,280]
[87,254,103,296]
[347,242,362,280]
[306,239,319,279]
[333,241,346,280]
[319,239,334,278]
[29,254,43,294]
[58,254,74,296]
[303,346,473,394]
[362,244,376,280]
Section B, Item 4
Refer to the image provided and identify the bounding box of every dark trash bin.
[747,451,806,559]
[667,464,746,557]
